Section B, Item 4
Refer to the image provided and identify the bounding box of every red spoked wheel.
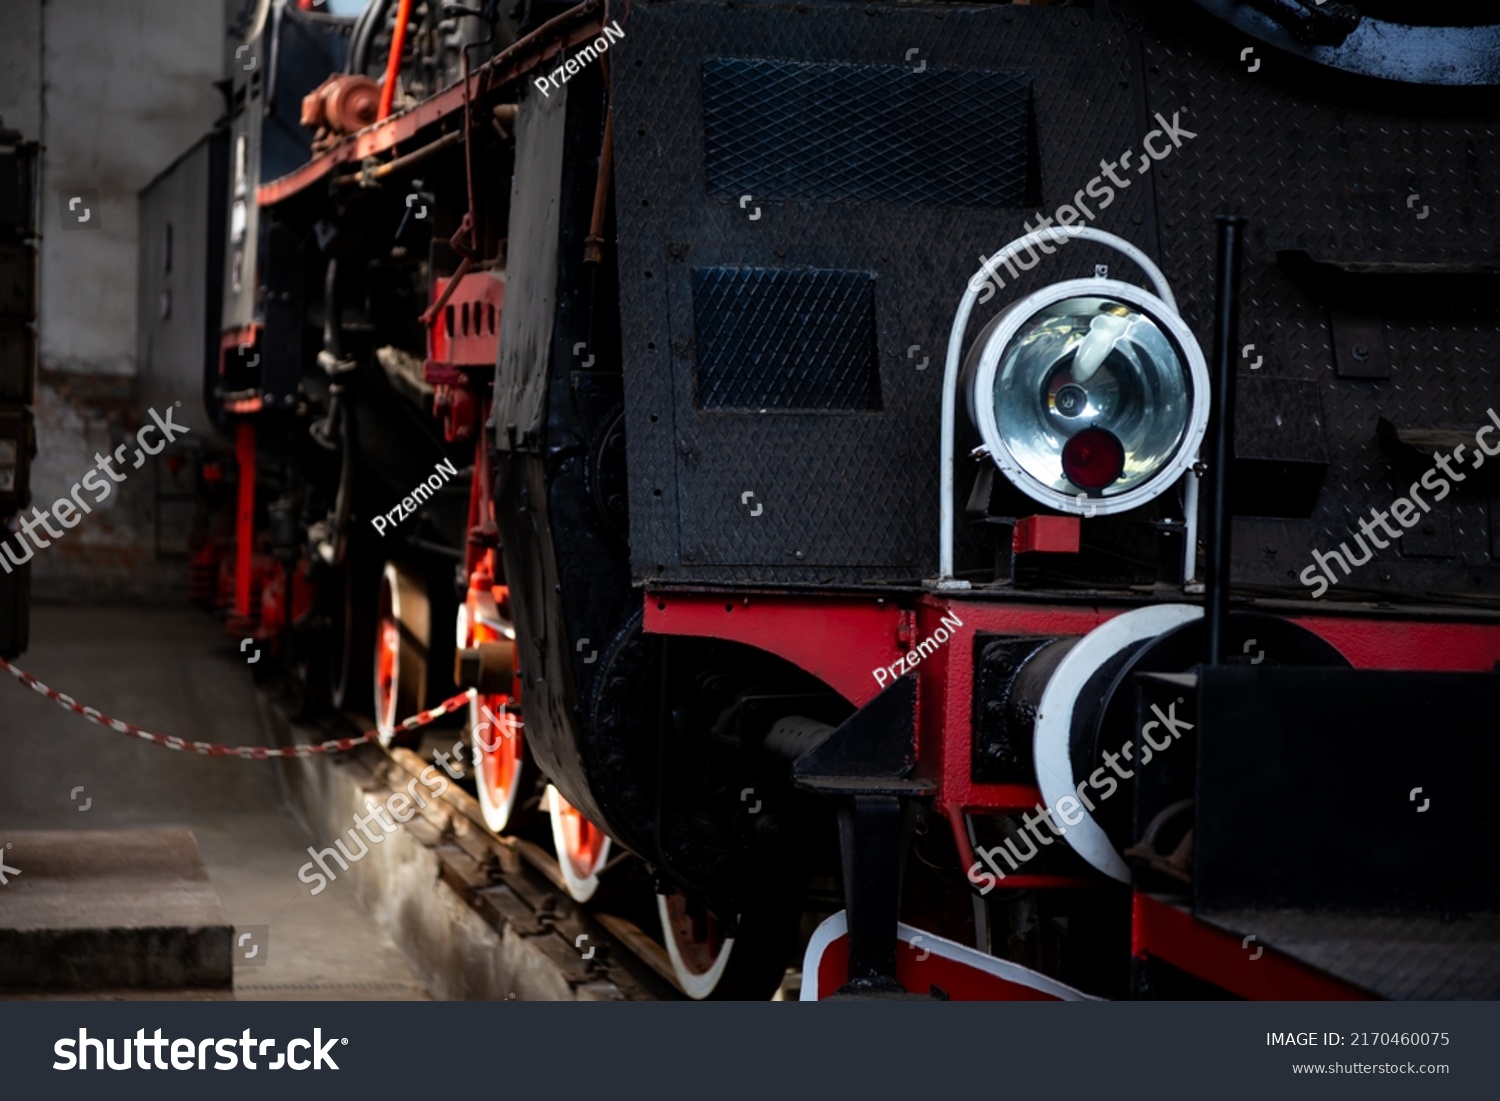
[657,891,736,999]
[374,562,427,746]
[462,581,525,834]
[547,784,612,903]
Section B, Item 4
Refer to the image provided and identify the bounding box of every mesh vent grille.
[692,267,880,411]
[702,57,1032,207]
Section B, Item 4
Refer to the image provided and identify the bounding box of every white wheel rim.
[461,597,524,834]
[374,562,411,746]
[546,784,611,903]
[472,695,523,835]
[656,893,736,1000]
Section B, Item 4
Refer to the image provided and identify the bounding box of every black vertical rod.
[837,795,905,992]
[1203,215,1245,668]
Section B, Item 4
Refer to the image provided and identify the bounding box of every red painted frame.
[643,591,908,709]
[428,271,505,368]
[645,590,1500,815]
[644,587,1500,996]
[232,420,256,623]
[1131,892,1371,1000]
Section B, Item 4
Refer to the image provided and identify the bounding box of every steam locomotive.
[137,0,1500,999]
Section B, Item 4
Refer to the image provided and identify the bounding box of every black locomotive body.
[153,0,1500,999]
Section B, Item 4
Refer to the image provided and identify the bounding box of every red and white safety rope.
[0,656,473,759]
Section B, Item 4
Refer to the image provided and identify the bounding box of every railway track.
[261,686,803,1001]
[378,739,680,1000]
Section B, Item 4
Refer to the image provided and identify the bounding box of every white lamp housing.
[936,226,1206,585]
[962,278,1210,517]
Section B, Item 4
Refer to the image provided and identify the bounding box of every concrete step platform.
[0,829,233,996]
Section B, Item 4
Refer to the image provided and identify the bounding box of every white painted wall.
[0,0,241,598]
[40,0,229,375]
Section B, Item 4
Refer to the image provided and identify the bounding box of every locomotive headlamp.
[938,226,1208,584]
[962,282,1208,515]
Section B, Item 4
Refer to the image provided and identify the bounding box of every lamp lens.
[991,296,1193,498]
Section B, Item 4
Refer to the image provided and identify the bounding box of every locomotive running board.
[800,913,1098,1002]
[1125,664,1500,998]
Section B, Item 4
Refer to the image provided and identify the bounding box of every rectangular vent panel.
[691,267,880,411]
[702,57,1032,207]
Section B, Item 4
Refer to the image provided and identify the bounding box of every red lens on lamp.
[1061,427,1125,491]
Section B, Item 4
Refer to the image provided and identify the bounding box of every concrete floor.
[0,604,430,1000]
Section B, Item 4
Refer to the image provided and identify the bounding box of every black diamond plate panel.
[613,2,1152,584]
[614,1,1500,594]
[1200,909,1500,1001]
[1142,19,1500,602]
[702,58,1032,208]
[692,267,880,411]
